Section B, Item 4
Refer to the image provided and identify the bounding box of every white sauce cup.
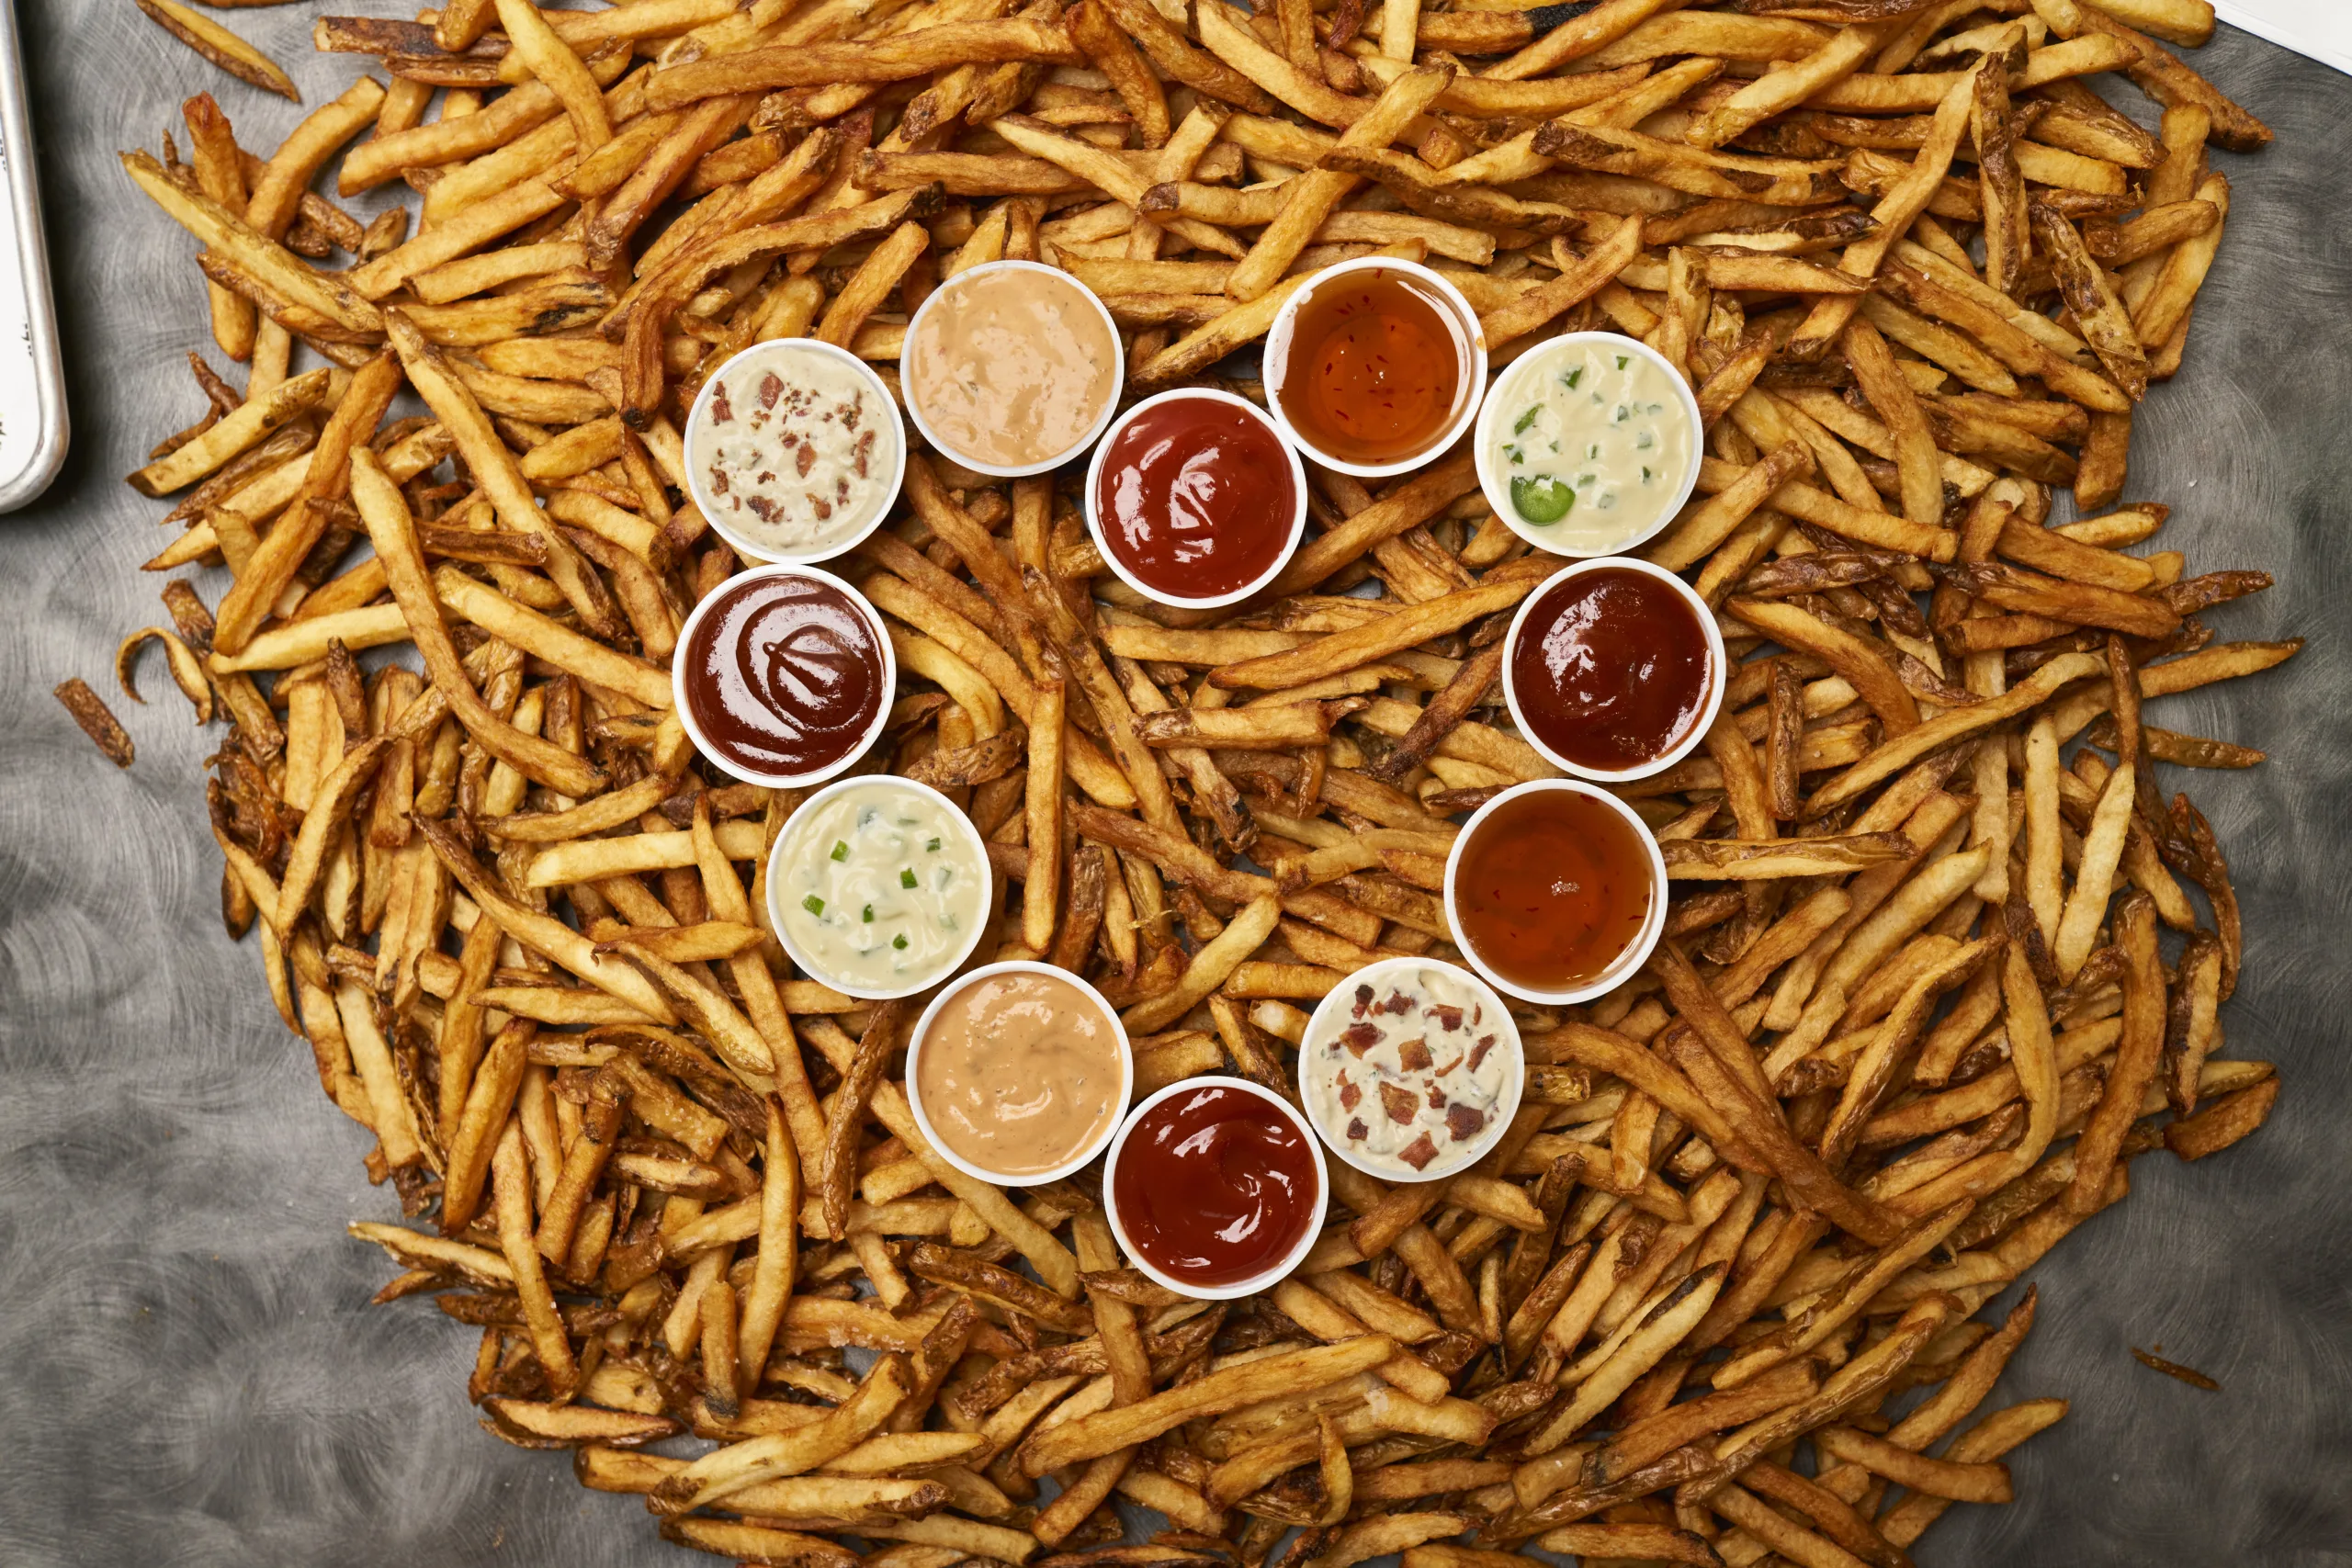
[765,773,992,1001]
[1499,555,1727,784]
[1263,256,1487,480]
[671,561,896,790]
[1102,1076,1329,1302]
[1474,332,1704,558]
[1081,387,1308,610]
[907,959,1133,1187]
[901,259,1125,479]
[683,338,907,565]
[1296,955,1523,1185]
[1442,778,1671,1008]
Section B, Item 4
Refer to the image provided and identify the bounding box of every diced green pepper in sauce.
[1511,475,1575,525]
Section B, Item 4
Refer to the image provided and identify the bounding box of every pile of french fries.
[103,0,2304,1561]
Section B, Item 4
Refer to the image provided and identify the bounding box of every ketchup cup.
[1083,387,1307,610]
[1103,1077,1328,1301]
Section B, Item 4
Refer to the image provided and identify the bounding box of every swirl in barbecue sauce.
[681,573,885,779]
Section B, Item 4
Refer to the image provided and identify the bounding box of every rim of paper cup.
[1295,955,1524,1183]
[906,960,1133,1186]
[900,260,1125,479]
[1499,555,1728,783]
[1102,1076,1329,1300]
[1263,257,1488,479]
[764,773,992,1000]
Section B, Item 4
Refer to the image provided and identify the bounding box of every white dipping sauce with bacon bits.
[688,339,899,557]
[1299,961,1520,1181]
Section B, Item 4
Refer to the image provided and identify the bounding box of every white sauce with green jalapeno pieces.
[1484,338,1694,553]
[777,780,988,993]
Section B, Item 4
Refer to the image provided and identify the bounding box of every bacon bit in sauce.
[689,341,899,556]
[1302,964,1518,1179]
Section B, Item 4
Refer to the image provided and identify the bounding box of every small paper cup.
[1102,1077,1329,1301]
[1082,387,1308,610]
[1442,779,1670,1008]
[1264,257,1487,479]
[901,259,1125,479]
[1500,555,1727,784]
[907,960,1133,1186]
[682,338,906,565]
[1295,955,1523,1184]
[1474,332,1704,558]
[765,774,992,1001]
[671,562,895,790]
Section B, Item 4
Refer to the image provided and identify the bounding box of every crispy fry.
[1023,1337,1395,1476]
[137,0,298,100]
[56,678,137,767]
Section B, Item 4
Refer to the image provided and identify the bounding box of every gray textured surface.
[0,6,2346,1564]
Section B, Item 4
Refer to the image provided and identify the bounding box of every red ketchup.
[1093,394,1295,600]
[1510,567,1713,772]
[681,573,885,779]
[1112,1085,1319,1289]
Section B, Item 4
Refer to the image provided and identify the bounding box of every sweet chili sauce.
[1274,268,1468,466]
[1453,788,1654,995]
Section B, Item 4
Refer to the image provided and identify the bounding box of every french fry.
[647,20,1083,109]
[1024,677,1067,956]
[127,366,332,498]
[650,1356,911,1515]
[349,450,605,795]
[1225,64,1453,301]
[136,0,299,101]
[1023,1337,1395,1476]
